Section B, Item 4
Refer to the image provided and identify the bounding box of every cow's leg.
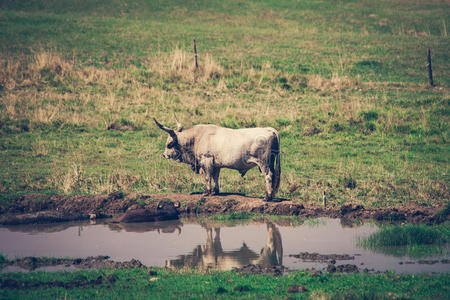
[249,158,274,201]
[200,156,214,195]
[212,168,220,195]
[203,169,213,195]
[263,167,274,201]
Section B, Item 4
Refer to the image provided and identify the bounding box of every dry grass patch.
[0,51,74,90]
[169,47,224,82]
[142,47,226,83]
[31,51,73,78]
[307,73,358,92]
[62,163,84,194]
[77,65,117,85]
[31,139,50,157]
[60,163,145,194]
[0,90,93,128]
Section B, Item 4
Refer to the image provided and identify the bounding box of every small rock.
[287,284,308,293]
[418,260,439,265]
[340,203,364,215]
[233,285,251,292]
[106,274,118,283]
[327,264,336,273]
[94,275,103,284]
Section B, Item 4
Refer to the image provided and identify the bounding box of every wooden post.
[193,39,198,69]
[427,48,434,87]
[322,191,327,208]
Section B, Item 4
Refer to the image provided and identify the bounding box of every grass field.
[1,267,449,299]
[0,0,449,208]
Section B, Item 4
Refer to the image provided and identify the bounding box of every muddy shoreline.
[0,192,448,225]
[1,256,146,272]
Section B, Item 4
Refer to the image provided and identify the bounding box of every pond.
[0,218,448,274]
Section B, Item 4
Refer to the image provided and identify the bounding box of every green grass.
[0,0,449,209]
[359,222,450,258]
[0,268,449,299]
[199,213,306,227]
[0,254,7,265]
[209,212,258,221]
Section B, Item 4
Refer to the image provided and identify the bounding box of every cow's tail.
[270,131,281,195]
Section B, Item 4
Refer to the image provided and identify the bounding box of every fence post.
[427,48,434,87]
[193,39,198,69]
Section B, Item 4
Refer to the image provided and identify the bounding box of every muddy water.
[0,218,448,274]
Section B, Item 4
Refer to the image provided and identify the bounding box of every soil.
[1,256,146,272]
[232,264,288,276]
[287,284,308,293]
[0,192,448,225]
[289,252,355,262]
[326,263,360,273]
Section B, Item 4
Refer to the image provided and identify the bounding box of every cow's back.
[190,125,277,168]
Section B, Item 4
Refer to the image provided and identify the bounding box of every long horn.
[173,114,183,132]
[154,118,177,139]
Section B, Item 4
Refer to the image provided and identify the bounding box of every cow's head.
[154,116,183,161]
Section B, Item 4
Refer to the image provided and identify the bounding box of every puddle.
[0,218,448,274]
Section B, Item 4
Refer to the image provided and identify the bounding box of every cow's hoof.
[264,196,281,202]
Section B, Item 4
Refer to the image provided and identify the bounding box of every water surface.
[1,218,448,273]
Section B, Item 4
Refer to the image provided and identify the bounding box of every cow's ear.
[174,114,183,132]
[154,118,178,140]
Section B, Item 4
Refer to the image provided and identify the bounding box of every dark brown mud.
[0,192,448,225]
[232,264,288,276]
[289,251,361,274]
[1,256,146,272]
[326,263,360,273]
[289,252,355,263]
[287,284,308,293]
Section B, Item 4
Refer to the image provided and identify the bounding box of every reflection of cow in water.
[166,222,282,270]
[108,220,183,234]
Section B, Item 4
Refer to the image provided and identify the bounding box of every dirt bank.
[1,256,146,272]
[289,252,355,263]
[0,192,448,225]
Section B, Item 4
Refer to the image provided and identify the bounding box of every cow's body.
[154,118,281,201]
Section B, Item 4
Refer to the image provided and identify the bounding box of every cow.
[154,116,281,201]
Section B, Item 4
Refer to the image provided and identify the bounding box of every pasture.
[0,1,450,298]
[0,0,449,206]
